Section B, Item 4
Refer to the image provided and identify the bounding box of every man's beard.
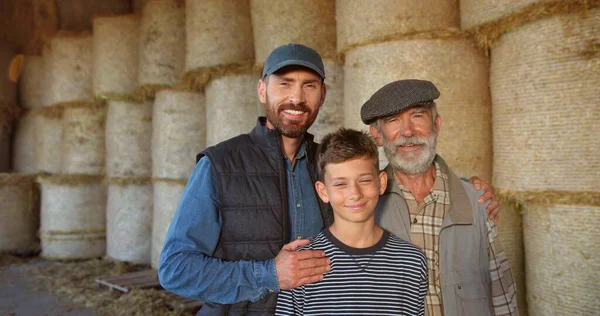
[265,95,318,138]
[382,130,437,175]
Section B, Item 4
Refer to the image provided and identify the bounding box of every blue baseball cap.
[262,43,326,79]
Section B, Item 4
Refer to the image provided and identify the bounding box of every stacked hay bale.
[0,175,39,254]
[55,0,131,31]
[137,0,185,99]
[250,0,343,142]
[338,0,491,180]
[0,41,19,172]
[480,2,599,314]
[151,90,205,268]
[36,34,109,260]
[93,15,155,264]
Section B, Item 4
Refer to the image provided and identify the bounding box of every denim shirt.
[158,143,323,304]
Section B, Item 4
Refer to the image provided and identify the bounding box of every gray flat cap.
[360,79,440,124]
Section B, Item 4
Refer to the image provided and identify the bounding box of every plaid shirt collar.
[383,155,474,225]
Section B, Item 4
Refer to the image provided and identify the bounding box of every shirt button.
[457,284,462,289]
[413,218,418,224]
[296,203,301,208]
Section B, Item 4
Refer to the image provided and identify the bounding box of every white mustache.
[392,136,428,147]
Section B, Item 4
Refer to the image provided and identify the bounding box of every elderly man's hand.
[469,176,500,221]
[275,239,331,290]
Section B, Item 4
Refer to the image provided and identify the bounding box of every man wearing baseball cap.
[363,79,518,316]
[158,45,500,315]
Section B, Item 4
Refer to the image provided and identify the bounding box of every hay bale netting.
[107,181,153,264]
[492,9,599,192]
[344,39,492,180]
[185,0,254,71]
[496,201,527,316]
[105,101,152,178]
[138,0,185,91]
[250,0,336,61]
[0,174,39,253]
[35,115,62,174]
[12,113,37,174]
[93,15,140,98]
[61,105,106,175]
[55,0,131,31]
[151,179,185,269]
[18,56,45,109]
[205,73,258,146]
[152,90,205,180]
[336,0,460,53]
[523,204,600,315]
[39,175,107,259]
[459,0,553,30]
[44,35,93,107]
[308,60,343,143]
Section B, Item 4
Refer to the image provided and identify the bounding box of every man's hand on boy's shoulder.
[275,239,331,290]
[468,176,500,222]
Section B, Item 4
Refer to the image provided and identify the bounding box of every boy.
[275,128,428,316]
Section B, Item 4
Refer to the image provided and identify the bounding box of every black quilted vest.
[196,118,333,315]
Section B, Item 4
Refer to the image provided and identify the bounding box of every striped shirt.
[276,229,428,316]
[398,162,518,316]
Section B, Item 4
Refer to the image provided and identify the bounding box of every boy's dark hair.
[317,128,380,180]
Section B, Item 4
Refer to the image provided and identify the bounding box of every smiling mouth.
[345,202,367,210]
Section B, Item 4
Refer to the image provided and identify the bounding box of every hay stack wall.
[205,72,259,147]
[35,114,62,174]
[336,0,460,53]
[93,15,140,99]
[39,175,106,259]
[55,0,131,32]
[343,39,492,179]
[309,60,343,143]
[19,56,45,110]
[0,175,39,253]
[491,8,599,315]
[106,181,153,264]
[12,113,37,174]
[152,90,205,180]
[460,0,553,30]
[60,106,106,175]
[151,180,185,269]
[0,41,18,172]
[138,0,186,94]
[185,0,254,71]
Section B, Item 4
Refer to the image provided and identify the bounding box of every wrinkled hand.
[275,239,331,290]
[469,176,500,221]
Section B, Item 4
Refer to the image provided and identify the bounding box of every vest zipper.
[277,133,289,243]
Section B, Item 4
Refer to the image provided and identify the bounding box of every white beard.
[382,132,437,175]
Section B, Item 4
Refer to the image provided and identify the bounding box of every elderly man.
[362,79,518,316]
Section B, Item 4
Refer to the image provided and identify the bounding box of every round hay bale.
[55,0,131,32]
[336,0,460,53]
[12,113,37,174]
[61,105,106,175]
[151,179,185,268]
[105,101,152,178]
[250,0,336,61]
[39,175,106,259]
[106,182,153,264]
[18,56,45,109]
[93,15,140,98]
[496,201,527,316]
[205,72,258,147]
[44,35,93,107]
[152,90,205,180]
[138,0,185,89]
[34,115,62,174]
[460,0,552,30]
[491,9,599,192]
[185,0,254,71]
[307,60,343,143]
[133,0,151,12]
[523,204,600,315]
[0,174,39,253]
[344,39,492,180]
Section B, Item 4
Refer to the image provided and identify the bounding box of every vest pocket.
[455,282,492,316]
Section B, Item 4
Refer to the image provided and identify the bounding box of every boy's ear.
[378,171,388,195]
[315,180,329,203]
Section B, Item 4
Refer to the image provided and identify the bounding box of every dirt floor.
[0,254,196,316]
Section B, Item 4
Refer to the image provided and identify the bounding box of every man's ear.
[378,171,388,195]
[369,125,383,147]
[315,180,329,203]
[435,114,442,134]
[257,78,267,104]
[319,82,327,108]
